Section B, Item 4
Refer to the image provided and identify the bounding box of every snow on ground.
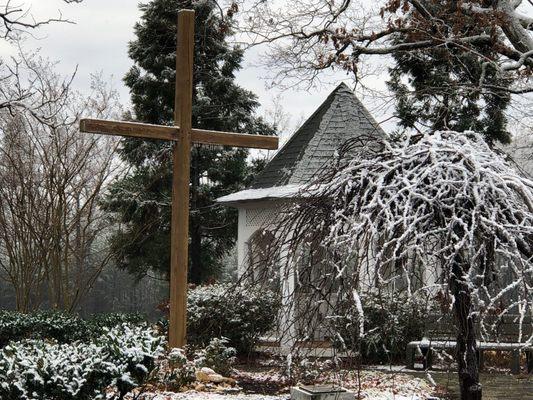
[121,364,441,399]
[361,389,429,400]
[131,391,434,400]
[129,373,439,400]
[350,370,437,399]
[132,393,284,400]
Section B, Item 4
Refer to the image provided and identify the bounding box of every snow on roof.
[216,184,302,205]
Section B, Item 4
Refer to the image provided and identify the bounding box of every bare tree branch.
[235,0,533,92]
[0,0,81,40]
[0,48,123,312]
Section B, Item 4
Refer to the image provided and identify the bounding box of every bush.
[86,312,145,337]
[0,311,31,347]
[167,348,196,388]
[0,323,164,400]
[333,292,431,363]
[186,284,279,354]
[0,339,110,400]
[194,337,236,376]
[0,311,146,347]
[96,323,164,395]
[0,311,87,347]
[163,338,236,390]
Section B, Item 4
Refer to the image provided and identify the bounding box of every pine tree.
[387,4,512,144]
[103,0,275,283]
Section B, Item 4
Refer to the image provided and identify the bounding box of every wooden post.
[526,350,532,374]
[169,9,195,349]
[511,350,521,374]
[405,344,415,370]
[476,349,484,371]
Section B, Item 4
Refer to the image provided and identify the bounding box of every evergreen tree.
[103,0,275,283]
[387,3,512,144]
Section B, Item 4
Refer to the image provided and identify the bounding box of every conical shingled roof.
[251,82,386,189]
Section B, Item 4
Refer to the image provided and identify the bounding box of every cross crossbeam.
[79,9,278,348]
[80,118,278,149]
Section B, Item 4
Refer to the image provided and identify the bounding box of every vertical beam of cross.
[169,9,194,349]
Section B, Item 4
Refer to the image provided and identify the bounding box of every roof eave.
[215,184,304,206]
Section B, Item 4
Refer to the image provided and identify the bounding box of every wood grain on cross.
[79,9,278,348]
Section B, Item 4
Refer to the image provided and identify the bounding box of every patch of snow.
[134,392,286,400]
[363,391,424,400]
[216,185,303,203]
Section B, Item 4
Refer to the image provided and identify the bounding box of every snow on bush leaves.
[187,284,279,354]
[0,311,146,348]
[0,340,110,400]
[0,310,86,347]
[0,323,164,400]
[194,337,236,376]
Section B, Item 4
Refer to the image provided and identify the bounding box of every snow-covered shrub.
[186,284,279,353]
[0,323,164,399]
[0,310,87,347]
[163,339,236,389]
[96,323,165,394]
[0,311,31,347]
[0,339,112,400]
[30,311,88,343]
[0,311,147,348]
[85,312,146,337]
[333,293,432,362]
[168,347,188,368]
[194,337,236,376]
[166,348,196,388]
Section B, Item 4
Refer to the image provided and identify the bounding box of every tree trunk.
[451,259,482,400]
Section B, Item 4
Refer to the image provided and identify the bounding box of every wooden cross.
[79,9,278,348]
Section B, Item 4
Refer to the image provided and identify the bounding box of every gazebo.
[217,83,388,350]
[218,83,386,273]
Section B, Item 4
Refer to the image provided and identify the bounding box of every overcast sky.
[6,0,393,137]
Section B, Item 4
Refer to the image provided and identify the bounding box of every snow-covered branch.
[305,131,531,326]
[247,130,533,349]
[241,129,532,397]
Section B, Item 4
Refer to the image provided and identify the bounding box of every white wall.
[235,200,282,275]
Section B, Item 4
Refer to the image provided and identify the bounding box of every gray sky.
[7,0,392,137]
